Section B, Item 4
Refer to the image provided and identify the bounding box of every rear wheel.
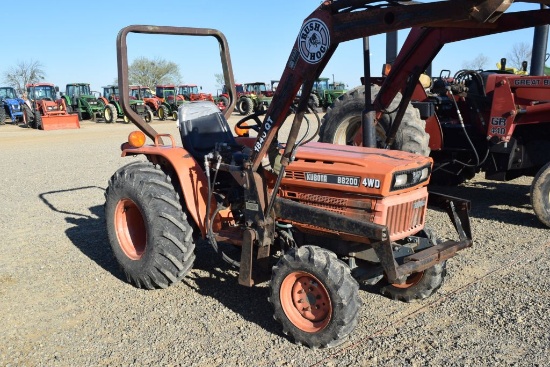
[237,97,254,116]
[144,106,154,123]
[269,246,361,348]
[22,104,33,127]
[104,104,117,123]
[0,107,6,124]
[105,161,196,289]
[531,162,550,227]
[319,85,430,156]
[309,94,320,108]
[33,110,42,129]
[219,95,229,111]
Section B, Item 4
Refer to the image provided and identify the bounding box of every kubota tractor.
[25,83,80,130]
[0,87,25,125]
[104,0,521,348]
[61,83,105,121]
[319,3,550,227]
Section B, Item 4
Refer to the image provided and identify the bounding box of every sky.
[1,1,548,96]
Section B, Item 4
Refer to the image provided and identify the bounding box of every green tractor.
[155,85,183,120]
[101,85,153,124]
[309,77,347,110]
[61,83,105,121]
[236,82,273,116]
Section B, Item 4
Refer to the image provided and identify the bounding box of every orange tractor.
[25,83,79,130]
[103,0,520,348]
[177,84,215,102]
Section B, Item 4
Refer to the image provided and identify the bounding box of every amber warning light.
[128,131,146,148]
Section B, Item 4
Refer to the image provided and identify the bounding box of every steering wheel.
[235,112,264,133]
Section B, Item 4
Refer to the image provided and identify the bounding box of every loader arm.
[250,0,515,171]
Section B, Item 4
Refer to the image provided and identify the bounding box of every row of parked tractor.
[0,77,347,130]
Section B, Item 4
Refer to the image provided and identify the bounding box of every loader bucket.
[40,114,80,130]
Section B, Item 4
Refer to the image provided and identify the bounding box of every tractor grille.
[373,188,428,241]
[385,198,426,239]
[282,171,427,241]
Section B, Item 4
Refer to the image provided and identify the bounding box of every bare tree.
[461,54,489,70]
[128,57,182,88]
[214,73,225,91]
[3,60,46,94]
[507,42,532,69]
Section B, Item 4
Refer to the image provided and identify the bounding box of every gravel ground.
[1,115,549,366]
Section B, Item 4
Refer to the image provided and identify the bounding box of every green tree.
[128,57,182,88]
[2,59,45,94]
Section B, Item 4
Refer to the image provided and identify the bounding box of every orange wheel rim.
[115,199,146,260]
[392,271,424,289]
[280,271,332,332]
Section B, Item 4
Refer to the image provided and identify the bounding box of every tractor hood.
[3,97,24,105]
[281,142,432,197]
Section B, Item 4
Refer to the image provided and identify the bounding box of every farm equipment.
[236,82,273,116]
[101,85,153,123]
[319,4,550,227]
[215,83,244,111]
[155,84,182,120]
[0,87,25,125]
[25,83,80,130]
[129,85,163,118]
[309,77,347,110]
[105,0,527,348]
[177,84,215,102]
[60,83,105,121]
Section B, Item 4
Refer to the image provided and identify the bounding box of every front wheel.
[104,104,117,123]
[531,162,550,227]
[104,161,196,289]
[380,261,447,302]
[269,246,361,348]
[158,105,169,120]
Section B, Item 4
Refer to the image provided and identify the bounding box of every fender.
[121,143,211,236]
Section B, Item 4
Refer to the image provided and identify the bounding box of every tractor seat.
[178,101,240,163]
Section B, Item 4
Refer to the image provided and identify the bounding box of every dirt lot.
[1,114,549,366]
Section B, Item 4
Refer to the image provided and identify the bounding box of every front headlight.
[391,164,431,191]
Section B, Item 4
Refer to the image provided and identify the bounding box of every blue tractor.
[0,87,26,125]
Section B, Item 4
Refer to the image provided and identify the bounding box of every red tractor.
[177,84,215,102]
[25,83,79,130]
[105,0,522,348]
[215,83,244,111]
[320,4,550,227]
